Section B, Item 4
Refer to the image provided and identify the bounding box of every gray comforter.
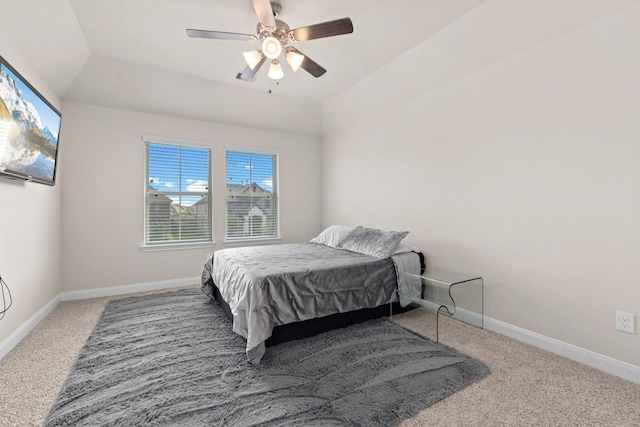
[201,243,421,364]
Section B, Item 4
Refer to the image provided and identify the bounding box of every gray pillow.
[338,226,409,259]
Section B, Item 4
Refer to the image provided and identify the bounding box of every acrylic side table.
[394,268,484,342]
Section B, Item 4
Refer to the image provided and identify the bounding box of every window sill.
[223,237,282,247]
[141,241,216,252]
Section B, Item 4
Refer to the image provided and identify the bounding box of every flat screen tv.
[0,55,61,186]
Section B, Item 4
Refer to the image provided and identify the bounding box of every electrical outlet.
[616,311,635,334]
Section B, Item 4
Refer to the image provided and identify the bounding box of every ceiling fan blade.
[289,48,326,78]
[291,18,353,42]
[300,56,327,78]
[236,56,267,82]
[252,0,276,28]
[187,29,255,41]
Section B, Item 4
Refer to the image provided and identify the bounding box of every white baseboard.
[485,317,640,385]
[0,294,60,360]
[407,301,639,384]
[3,279,639,385]
[60,277,200,301]
[0,277,200,361]
[404,298,484,327]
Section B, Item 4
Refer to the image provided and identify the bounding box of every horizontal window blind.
[145,142,212,244]
[226,150,278,239]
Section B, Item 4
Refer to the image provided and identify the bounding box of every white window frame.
[224,145,280,245]
[142,135,215,251]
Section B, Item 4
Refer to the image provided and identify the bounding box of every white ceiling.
[67,0,491,103]
[1,0,487,104]
[3,0,634,118]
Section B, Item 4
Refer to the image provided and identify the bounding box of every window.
[145,139,212,245]
[226,149,278,240]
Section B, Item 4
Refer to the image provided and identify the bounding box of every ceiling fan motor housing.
[257,19,291,45]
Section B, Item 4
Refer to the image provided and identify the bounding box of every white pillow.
[310,225,354,248]
[337,226,409,259]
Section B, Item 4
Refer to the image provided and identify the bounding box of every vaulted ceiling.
[2,0,486,103]
[1,0,633,135]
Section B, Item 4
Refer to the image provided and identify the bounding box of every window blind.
[225,150,278,239]
[145,142,212,244]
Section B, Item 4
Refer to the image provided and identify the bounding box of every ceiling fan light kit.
[261,36,282,59]
[285,48,304,72]
[187,0,353,83]
[243,50,263,70]
[268,60,284,80]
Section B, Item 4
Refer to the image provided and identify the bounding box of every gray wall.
[60,102,322,292]
[0,41,63,347]
[321,3,640,366]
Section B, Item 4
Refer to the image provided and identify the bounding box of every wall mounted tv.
[0,55,61,186]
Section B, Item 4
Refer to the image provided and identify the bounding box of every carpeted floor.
[1,286,640,426]
[43,289,488,426]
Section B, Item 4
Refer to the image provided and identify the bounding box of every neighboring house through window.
[226,148,279,241]
[144,137,212,246]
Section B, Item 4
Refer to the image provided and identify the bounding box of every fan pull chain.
[268,80,280,94]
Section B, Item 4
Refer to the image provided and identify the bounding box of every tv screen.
[0,55,61,186]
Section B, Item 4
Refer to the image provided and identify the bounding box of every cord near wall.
[0,275,12,320]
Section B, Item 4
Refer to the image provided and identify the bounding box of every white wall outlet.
[616,311,635,334]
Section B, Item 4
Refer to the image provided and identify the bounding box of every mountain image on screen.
[0,65,58,182]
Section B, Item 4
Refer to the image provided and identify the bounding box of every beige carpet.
[1,288,639,426]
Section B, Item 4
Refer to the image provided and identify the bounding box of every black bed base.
[205,279,414,347]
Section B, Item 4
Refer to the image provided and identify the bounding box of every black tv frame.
[0,54,62,186]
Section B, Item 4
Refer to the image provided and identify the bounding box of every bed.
[201,225,424,364]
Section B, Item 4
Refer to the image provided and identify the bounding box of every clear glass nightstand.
[392,268,484,342]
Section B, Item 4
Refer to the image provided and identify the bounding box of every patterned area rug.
[45,289,489,426]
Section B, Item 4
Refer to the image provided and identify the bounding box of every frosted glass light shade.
[243,50,263,70]
[268,60,284,80]
[286,50,304,72]
[262,36,282,59]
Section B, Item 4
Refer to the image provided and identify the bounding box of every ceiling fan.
[186,0,353,82]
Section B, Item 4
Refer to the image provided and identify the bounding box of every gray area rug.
[45,289,489,426]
